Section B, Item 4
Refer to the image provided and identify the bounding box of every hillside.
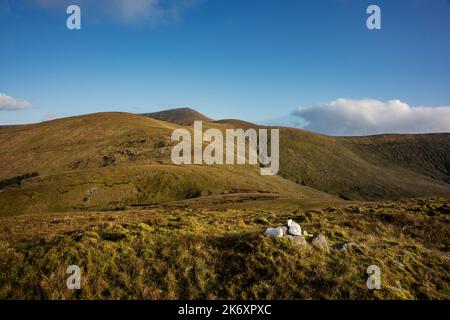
[0,110,449,215]
[213,119,450,200]
[0,112,338,215]
[142,107,212,126]
[279,128,450,200]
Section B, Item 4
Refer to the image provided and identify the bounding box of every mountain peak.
[142,107,212,126]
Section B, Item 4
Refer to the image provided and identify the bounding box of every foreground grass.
[0,197,449,299]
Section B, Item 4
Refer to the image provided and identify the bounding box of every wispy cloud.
[0,92,32,111]
[271,98,450,136]
[41,112,57,122]
[28,0,202,25]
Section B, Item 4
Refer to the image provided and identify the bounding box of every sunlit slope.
[0,113,336,215]
[1,196,449,299]
[0,112,178,179]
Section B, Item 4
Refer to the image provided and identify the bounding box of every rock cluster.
[264,220,307,246]
[264,220,333,252]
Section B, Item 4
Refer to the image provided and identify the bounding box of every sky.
[1,0,450,135]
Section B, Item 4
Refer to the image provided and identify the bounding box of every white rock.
[287,219,293,227]
[288,221,302,236]
[265,227,283,237]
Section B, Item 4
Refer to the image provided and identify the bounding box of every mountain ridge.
[0,109,449,215]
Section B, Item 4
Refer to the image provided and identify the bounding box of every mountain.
[1,109,449,300]
[0,109,449,215]
[0,112,337,215]
[142,107,212,125]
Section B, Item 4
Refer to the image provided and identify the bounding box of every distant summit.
[142,107,212,126]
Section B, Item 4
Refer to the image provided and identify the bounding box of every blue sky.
[1,0,450,134]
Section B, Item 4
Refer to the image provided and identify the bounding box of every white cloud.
[111,0,162,23]
[290,98,450,136]
[29,0,201,25]
[0,92,32,111]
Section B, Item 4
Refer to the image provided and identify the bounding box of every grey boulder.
[311,234,329,252]
[285,235,307,246]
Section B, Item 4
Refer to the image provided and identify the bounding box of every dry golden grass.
[0,197,448,300]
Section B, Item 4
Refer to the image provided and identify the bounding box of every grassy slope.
[0,112,178,178]
[0,113,337,215]
[278,128,450,200]
[139,108,450,200]
[1,112,450,215]
[342,134,450,184]
[0,197,448,299]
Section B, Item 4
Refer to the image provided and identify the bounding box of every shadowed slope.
[279,128,450,200]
